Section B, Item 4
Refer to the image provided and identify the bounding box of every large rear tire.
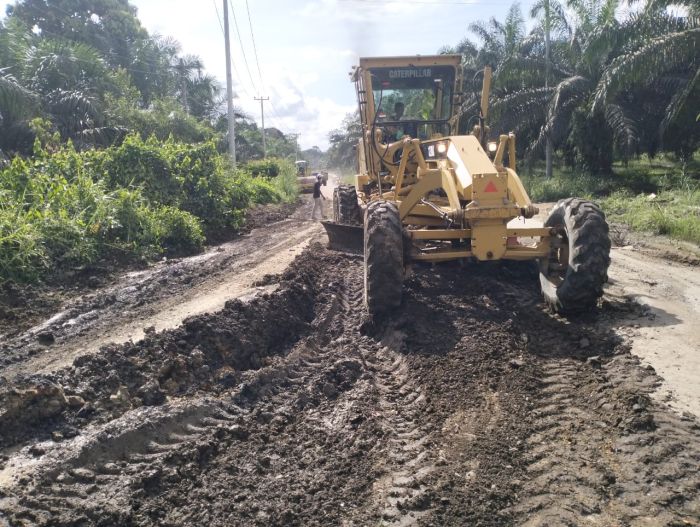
[539,198,611,314]
[336,185,363,225]
[364,200,403,316]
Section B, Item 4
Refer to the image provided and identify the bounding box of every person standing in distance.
[311,174,326,220]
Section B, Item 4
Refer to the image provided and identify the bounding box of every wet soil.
[1,246,698,526]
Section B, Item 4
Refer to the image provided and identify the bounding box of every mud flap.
[321,221,364,254]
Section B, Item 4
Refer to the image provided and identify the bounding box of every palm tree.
[467,3,526,68]
[172,54,203,113]
[0,69,37,155]
[489,0,699,172]
[187,73,221,121]
[530,0,569,177]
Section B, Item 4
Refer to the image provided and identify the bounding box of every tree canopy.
[0,0,298,161]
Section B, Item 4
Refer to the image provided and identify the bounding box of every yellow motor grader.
[323,55,610,315]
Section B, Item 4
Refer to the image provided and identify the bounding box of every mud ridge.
[0,246,344,450]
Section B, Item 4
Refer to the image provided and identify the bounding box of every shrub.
[152,206,205,256]
[0,206,47,282]
[244,159,281,178]
[0,136,296,282]
[270,159,300,203]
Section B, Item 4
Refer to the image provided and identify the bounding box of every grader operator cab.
[322,55,611,315]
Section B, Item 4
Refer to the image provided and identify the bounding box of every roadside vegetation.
[0,1,302,284]
[604,189,700,244]
[519,153,700,243]
[0,133,298,283]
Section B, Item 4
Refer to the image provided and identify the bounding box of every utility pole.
[223,0,236,167]
[288,133,300,161]
[254,96,270,157]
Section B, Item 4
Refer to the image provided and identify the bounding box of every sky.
[128,0,540,150]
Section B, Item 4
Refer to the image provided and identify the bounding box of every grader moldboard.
[322,55,611,315]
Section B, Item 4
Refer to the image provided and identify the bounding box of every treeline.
[0,0,299,160]
[328,0,699,175]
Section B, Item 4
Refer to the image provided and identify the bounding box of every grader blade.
[321,221,364,254]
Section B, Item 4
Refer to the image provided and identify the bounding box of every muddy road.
[0,200,323,377]
[1,196,699,526]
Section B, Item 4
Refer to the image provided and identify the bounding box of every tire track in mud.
[361,339,436,525]
[1,247,699,526]
[512,322,700,525]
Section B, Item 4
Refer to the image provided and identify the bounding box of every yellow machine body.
[350,55,551,263]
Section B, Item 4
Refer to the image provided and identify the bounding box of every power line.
[241,0,285,124]
[227,0,259,94]
[244,0,264,87]
[225,0,287,129]
[212,0,251,99]
[338,0,489,4]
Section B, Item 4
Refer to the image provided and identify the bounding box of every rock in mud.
[136,380,166,406]
[37,331,55,345]
[0,379,67,427]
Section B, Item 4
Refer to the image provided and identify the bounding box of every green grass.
[521,153,698,200]
[602,189,700,245]
[519,152,700,245]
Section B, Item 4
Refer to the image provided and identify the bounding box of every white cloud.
[236,64,355,149]
[301,0,479,22]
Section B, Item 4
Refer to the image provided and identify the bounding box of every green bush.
[0,136,295,282]
[152,206,205,256]
[239,158,299,203]
[244,159,281,178]
[270,159,300,203]
[0,206,47,282]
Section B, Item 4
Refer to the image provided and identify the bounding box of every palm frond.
[593,26,700,112]
[0,69,37,123]
[550,75,591,115]
[659,67,700,139]
[529,96,579,156]
[491,87,554,132]
[47,89,99,136]
[604,103,639,157]
[497,56,572,87]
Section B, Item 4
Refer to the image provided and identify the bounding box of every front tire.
[336,185,363,225]
[539,198,611,314]
[364,200,403,316]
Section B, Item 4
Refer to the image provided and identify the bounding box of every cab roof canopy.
[351,55,461,80]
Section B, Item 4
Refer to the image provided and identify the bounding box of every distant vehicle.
[296,160,328,193]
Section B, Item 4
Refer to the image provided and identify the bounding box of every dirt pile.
[0,247,698,526]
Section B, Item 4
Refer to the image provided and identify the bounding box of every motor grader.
[323,55,610,315]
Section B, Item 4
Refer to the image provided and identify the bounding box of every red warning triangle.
[484,181,498,193]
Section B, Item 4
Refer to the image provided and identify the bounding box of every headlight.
[426,141,449,159]
[487,141,498,153]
